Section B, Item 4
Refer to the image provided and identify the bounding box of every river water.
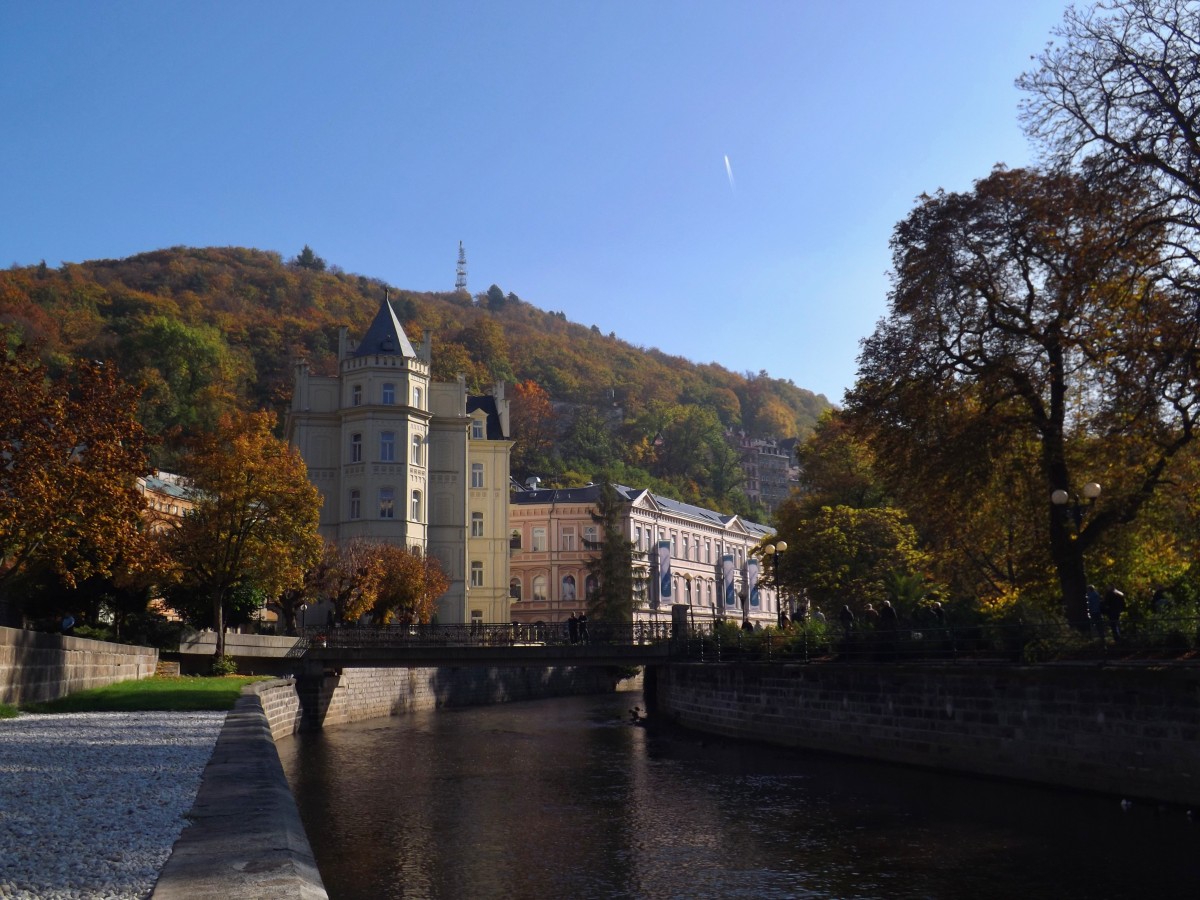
[277,690,1199,900]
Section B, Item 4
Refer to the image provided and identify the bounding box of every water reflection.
[277,691,1199,899]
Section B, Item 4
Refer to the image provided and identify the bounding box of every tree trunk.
[213,590,226,659]
[1050,507,1089,629]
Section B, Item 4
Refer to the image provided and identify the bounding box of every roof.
[509,481,771,536]
[467,394,507,440]
[354,298,417,358]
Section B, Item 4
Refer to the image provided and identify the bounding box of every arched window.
[471,561,484,587]
[411,490,422,522]
[411,434,423,465]
[533,575,548,603]
[585,575,598,600]
[561,575,577,603]
[471,511,484,537]
[510,577,522,601]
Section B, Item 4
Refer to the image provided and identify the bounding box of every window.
[382,383,395,404]
[470,561,484,587]
[413,386,423,408]
[561,527,576,551]
[380,431,396,462]
[585,575,598,600]
[510,577,522,600]
[532,527,547,552]
[411,434,423,465]
[561,575,577,602]
[349,489,361,520]
[471,462,484,488]
[472,418,485,439]
[682,535,689,559]
[706,540,712,564]
[471,511,484,537]
[352,384,362,406]
[584,525,598,546]
[351,433,362,463]
[379,488,395,519]
[533,575,548,603]
[471,609,484,626]
[634,526,642,550]
[411,490,422,521]
[671,534,678,557]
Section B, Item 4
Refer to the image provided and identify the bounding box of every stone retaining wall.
[655,662,1200,807]
[0,625,157,705]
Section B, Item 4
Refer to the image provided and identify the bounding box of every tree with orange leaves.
[345,543,448,626]
[0,330,151,623]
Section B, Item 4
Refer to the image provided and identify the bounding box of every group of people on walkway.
[1086,584,1126,640]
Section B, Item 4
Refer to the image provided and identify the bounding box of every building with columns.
[508,482,781,628]
[286,298,513,624]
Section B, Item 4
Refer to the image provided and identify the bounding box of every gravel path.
[0,711,226,900]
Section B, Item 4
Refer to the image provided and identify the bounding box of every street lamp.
[1051,482,1101,629]
[1051,482,1101,531]
[299,602,308,634]
[763,541,788,626]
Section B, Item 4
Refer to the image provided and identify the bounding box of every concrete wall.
[655,662,1200,807]
[0,625,158,705]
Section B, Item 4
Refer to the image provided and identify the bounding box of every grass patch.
[19,675,273,714]
[0,702,19,719]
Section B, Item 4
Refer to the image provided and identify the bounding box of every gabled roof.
[354,298,417,358]
[467,395,507,440]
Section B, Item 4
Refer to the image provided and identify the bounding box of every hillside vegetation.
[0,246,829,516]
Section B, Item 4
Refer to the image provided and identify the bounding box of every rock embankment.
[0,711,225,900]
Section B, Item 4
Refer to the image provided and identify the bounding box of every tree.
[846,166,1199,625]
[347,544,447,625]
[585,482,638,623]
[1019,1,1200,232]
[509,379,558,478]
[164,411,323,657]
[0,333,151,620]
[775,505,928,615]
[292,245,327,271]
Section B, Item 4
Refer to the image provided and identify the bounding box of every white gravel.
[0,710,226,900]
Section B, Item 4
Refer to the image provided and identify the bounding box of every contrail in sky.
[724,154,735,195]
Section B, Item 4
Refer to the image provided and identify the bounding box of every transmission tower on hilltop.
[455,241,468,293]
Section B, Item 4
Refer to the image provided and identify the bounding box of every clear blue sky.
[1,1,1070,404]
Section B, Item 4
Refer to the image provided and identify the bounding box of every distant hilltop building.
[286,297,512,624]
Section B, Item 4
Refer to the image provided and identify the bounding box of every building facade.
[508,483,781,628]
[286,299,512,623]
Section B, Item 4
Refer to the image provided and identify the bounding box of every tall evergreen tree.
[585,482,637,623]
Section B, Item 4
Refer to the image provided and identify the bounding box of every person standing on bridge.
[578,612,590,644]
[568,612,579,644]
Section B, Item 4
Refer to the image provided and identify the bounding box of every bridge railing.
[298,620,676,650]
[672,615,1200,665]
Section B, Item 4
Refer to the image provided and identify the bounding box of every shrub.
[210,654,238,676]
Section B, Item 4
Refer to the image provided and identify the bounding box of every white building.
[286,298,513,623]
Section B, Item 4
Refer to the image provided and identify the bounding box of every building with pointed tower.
[286,297,513,624]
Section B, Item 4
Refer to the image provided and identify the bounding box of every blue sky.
[1,1,1070,404]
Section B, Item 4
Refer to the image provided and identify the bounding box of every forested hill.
[0,246,830,512]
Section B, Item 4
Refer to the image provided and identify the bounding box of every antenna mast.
[455,241,468,293]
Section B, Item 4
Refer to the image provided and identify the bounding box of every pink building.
[508,482,782,628]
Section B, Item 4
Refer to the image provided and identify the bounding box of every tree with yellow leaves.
[163,411,322,658]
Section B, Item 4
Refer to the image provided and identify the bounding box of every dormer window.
[472,418,485,440]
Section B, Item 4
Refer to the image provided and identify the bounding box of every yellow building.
[286,298,512,623]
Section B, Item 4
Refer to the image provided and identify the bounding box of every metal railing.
[672,615,1200,665]
[294,615,1199,666]
[298,620,676,650]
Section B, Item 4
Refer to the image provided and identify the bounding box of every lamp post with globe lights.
[763,541,788,626]
[1050,481,1101,629]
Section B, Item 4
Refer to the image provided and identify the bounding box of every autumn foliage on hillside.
[0,246,829,513]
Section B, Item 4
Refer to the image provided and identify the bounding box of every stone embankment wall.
[655,663,1200,807]
[0,625,157,705]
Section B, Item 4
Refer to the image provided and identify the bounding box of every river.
[276,690,1199,899]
